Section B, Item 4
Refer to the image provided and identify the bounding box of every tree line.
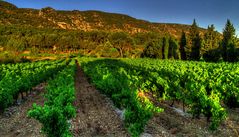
[0,19,238,62]
[143,19,239,62]
[0,25,161,58]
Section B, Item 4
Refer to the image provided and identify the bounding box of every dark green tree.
[222,19,236,61]
[173,39,180,59]
[191,33,202,60]
[142,40,163,58]
[179,31,187,60]
[169,37,179,59]
[162,36,169,59]
[189,19,202,60]
[202,24,221,62]
[168,38,174,59]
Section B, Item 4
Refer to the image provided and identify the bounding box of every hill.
[0,1,206,38]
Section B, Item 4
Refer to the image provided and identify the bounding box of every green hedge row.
[28,60,77,137]
[0,60,66,110]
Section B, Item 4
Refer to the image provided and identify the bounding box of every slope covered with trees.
[0,1,205,37]
[0,1,239,62]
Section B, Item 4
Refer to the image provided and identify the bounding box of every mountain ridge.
[0,1,207,38]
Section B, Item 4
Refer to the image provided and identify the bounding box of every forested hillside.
[0,1,203,37]
[0,1,239,62]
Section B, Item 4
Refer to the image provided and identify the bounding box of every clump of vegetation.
[0,51,30,64]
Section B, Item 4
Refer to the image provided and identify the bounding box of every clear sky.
[5,0,239,35]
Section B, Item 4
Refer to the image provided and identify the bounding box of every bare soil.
[143,99,239,137]
[0,83,46,137]
[71,63,129,137]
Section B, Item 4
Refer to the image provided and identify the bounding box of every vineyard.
[0,57,239,137]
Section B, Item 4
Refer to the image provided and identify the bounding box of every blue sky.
[5,0,239,35]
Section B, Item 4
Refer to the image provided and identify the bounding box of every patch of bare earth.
[143,95,239,137]
[71,63,129,137]
[26,56,57,61]
[0,83,46,137]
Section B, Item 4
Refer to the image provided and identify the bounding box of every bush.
[142,40,163,58]
[203,49,221,62]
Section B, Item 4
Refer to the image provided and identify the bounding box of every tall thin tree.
[179,31,187,60]
[222,19,236,61]
[162,36,169,59]
[189,19,201,60]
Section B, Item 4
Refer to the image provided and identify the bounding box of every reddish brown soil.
[71,63,129,137]
[0,83,46,137]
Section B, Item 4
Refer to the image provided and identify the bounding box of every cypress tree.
[191,33,201,60]
[162,36,169,59]
[222,19,236,61]
[168,37,174,59]
[189,19,201,60]
[179,31,187,60]
[162,38,165,59]
[169,37,179,59]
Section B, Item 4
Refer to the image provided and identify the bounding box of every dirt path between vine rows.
[71,63,130,137]
[143,100,239,137]
[0,83,46,137]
